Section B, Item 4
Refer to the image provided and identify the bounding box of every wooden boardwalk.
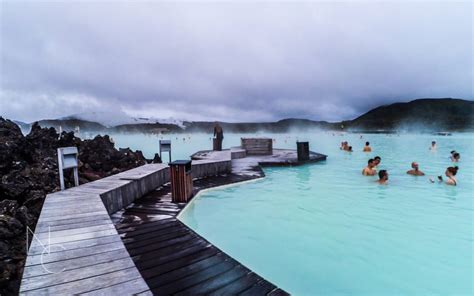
[20,183,153,295]
[21,145,326,295]
[114,173,288,295]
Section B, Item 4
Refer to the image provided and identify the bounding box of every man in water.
[340,141,348,150]
[429,141,437,150]
[406,162,425,176]
[362,159,377,176]
[377,170,389,184]
[363,141,372,152]
[213,122,224,151]
[373,156,381,168]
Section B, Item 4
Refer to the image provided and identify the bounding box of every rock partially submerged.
[0,117,148,295]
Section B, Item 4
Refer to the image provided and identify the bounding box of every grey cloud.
[1,1,472,123]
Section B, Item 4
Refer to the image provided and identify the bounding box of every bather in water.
[373,156,381,168]
[451,152,460,162]
[430,166,459,186]
[406,162,425,176]
[377,170,389,185]
[362,159,377,176]
[363,141,372,152]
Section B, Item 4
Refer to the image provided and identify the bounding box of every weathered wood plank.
[22,248,131,278]
[21,257,135,291]
[34,218,111,234]
[27,233,121,255]
[39,210,108,223]
[33,228,118,245]
[238,280,277,295]
[34,223,115,239]
[174,265,250,295]
[151,260,236,295]
[81,278,152,296]
[208,272,262,295]
[25,240,124,266]
[21,267,145,294]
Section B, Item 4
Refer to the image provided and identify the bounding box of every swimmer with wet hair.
[377,170,389,185]
[431,166,459,186]
[347,146,353,152]
[451,152,460,162]
[373,156,381,168]
[363,141,372,152]
[362,159,377,176]
[407,162,425,176]
[341,141,350,151]
[429,141,437,150]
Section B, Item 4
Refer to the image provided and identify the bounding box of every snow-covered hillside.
[61,111,185,128]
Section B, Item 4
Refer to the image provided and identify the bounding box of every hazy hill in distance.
[13,98,474,133]
[37,119,107,132]
[344,98,474,132]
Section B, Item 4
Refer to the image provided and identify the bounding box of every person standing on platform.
[213,122,224,151]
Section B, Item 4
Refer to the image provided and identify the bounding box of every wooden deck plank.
[22,248,131,278]
[32,228,118,245]
[25,240,125,266]
[141,248,220,280]
[27,230,121,255]
[174,265,250,295]
[81,277,152,295]
[34,218,111,234]
[145,253,225,289]
[150,260,236,295]
[22,267,147,295]
[208,272,263,295]
[21,257,135,292]
[238,280,277,295]
[127,233,195,257]
[33,223,116,239]
[39,210,109,222]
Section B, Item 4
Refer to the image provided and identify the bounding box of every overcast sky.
[0,1,472,123]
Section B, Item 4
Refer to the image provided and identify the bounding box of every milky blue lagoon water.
[112,132,473,295]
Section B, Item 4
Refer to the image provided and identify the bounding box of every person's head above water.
[368,159,375,167]
[365,142,370,146]
[411,162,419,169]
[446,166,459,176]
[432,141,436,146]
[453,152,460,160]
[374,156,381,165]
[348,146,353,151]
[378,169,388,180]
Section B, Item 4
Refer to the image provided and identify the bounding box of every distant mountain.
[37,119,107,132]
[12,120,30,132]
[183,119,338,133]
[14,98,474,133]
[344,98,474,132]
[62,111,185,128]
